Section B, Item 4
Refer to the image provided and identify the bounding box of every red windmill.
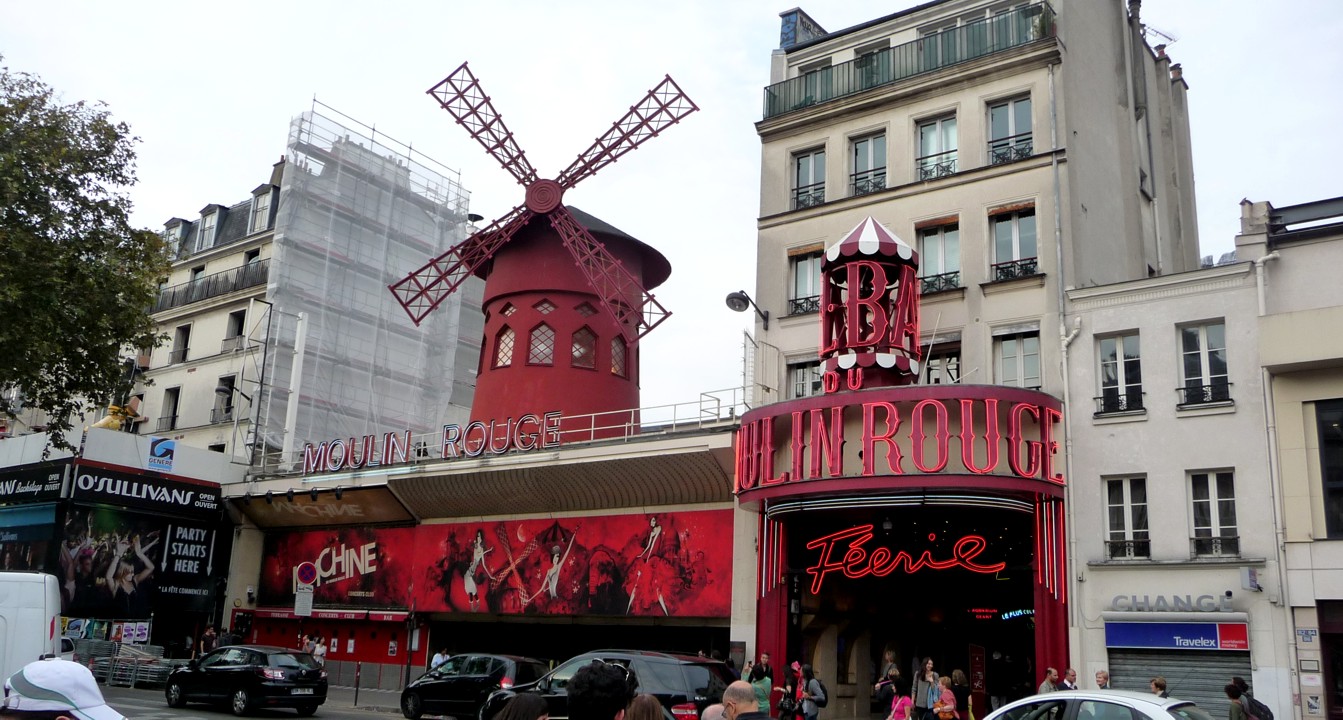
[390,63,698,440]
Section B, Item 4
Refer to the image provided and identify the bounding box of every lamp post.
[725,290,769,330]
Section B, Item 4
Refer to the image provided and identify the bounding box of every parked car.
[164,644,327,716]
[479,650,732,720]
[402,654,550,719]
[59,637,76,662]
[983,690,1217,720]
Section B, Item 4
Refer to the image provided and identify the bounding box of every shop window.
[1319,399,1343,538]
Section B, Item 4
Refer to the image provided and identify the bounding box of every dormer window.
[250,189,272,234]
[195,211,217,252]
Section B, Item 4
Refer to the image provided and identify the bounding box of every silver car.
[983,691,1217,720]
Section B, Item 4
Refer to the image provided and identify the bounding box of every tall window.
[171,325,191,364]
[610,338,627,377]
[1106,478,1150,559]
[571,327,596,369]
[922,343,961,385]
[213,376,236,424]
[988,97,1033,165]
[1098,333,1142,413]
[528,324,554,365]
[493,326,515,368]
[159,387,180,432]
[1179,322,1230,405]
[991,209,1038,280]
[1190,470,1238,557]
[996,332,1039,388]
[850,133,886,196]
[918,224,960,293]
[789,251,823,315]
[1317,400,1343,538]
[917,116,957,180]
[789,361,823,399]
[793,148,825,209]
[195,212,217,252]
[250,191,272,233]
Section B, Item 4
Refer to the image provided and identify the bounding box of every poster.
[257,509,732,618]
[133,622,150,643]
[0,504,57,573]
[110,623,124,642]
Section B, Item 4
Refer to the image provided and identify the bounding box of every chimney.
[1170,63,1183,81]
[1154,44,1167,58]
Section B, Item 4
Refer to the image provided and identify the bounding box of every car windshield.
[1168,704,1216,720]
[269,652,321,670]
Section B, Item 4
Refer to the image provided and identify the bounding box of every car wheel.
[165,681,186,708]
[296,703,319,717]
[231,687,253,716]
[402,691,423,719]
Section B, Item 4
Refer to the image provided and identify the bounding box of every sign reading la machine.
[1105,622,1249,651]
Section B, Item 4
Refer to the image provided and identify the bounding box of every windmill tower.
[390,63,697,440]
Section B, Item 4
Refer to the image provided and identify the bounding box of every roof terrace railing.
[763,3,1055,120]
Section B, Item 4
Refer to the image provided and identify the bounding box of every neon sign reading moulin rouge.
[303,411,562,475]
[805,524,1007,594]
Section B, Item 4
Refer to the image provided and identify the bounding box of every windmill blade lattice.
[555,75,699,190]
[427,62,538,187]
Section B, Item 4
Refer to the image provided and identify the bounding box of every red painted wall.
[241,614,427,668]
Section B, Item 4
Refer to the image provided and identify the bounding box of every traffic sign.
[296,562,318,585]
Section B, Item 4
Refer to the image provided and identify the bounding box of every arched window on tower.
[529,323,555,365]
[610,337,627,377]
[572,327,596,369]
[493,326,515,368]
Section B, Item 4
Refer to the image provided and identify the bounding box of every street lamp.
[725,290,769,330]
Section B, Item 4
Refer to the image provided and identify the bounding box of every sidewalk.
[325,684,403,714]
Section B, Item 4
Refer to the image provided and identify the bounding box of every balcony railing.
[169,347,189,364]
[916,150,958,181]
[789,295,821,315]
[1095,391,1145,414]
[1178,382,1232,406]
[156,415,177,432]
[221,335,246,353]
[851,169,887,197]
[1191,535,1239,558]
[211,407,234,424]
[1106,538,1150,560]
[793,182,825,210]
[763,3,1056,119]
[989,133,1034,165]
[920,271,961,294]
[154,259,269,313]
[991,257,1039,282]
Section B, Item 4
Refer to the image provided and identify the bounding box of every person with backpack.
[799,664,826,720]
[1232,677,1273,720]
[1226,684,1253,720]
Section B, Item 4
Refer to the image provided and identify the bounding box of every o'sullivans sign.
[734,385,1065,498]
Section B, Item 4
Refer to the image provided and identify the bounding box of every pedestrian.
[198,626,218,657]
[723,679,770,720]
[493,693,550,720]
[1037,668,1058,694]
[1150,677,1169,699]
[702,704,726,720]
[2,657,126,719]
[313,636,327,665]
[935,677,958,720]
[432,647,449,670]
[303,634,316,654]
[799,664,823,720]
[778,662,803,720]
[950,671,971,720]
[1226,684,1249,720]
[889,676,913,720]
[1059,669,1078,691]
[875,663,902,711]
[745,652,774,715]
[1094,670,1110,690]
[914,658,939,720]
[568,661,637,720]
[628,693,663,720]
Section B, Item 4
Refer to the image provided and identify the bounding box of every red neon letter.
[887,265,921,359]
[1007,403,1042,479]
[911,399,950,472]
[959,398,1001,474]
[862,401,903,475]
[1042,407,1065,485]
[808,407,844,479]
[845,261,890,348]
[803,525,1008,594]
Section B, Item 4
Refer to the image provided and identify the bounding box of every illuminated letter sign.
[803,524,1007,594]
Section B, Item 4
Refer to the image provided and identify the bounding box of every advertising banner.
[58,505,220,618]
[257,508,733,618]
[70,465,220,521]
[0,462,66,505]
[0,504,57,572]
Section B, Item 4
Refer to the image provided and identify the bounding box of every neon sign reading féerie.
[803,524,1007,594]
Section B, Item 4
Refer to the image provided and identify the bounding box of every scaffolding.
[260,101,483,462]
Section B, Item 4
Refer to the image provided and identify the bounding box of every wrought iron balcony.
[916,150,958,181]
[1106,538,1150,560]
[991,257,1039,282]
[763,3,1056,119]
[1178,382,1232,406]
[793,182,825,210]
[154,259,269,313]
[789,295,821,315]
[1095,391,1145,414]
[156,415,177,432]
[1191,535,1239,558]
[988,133,1034,165]
[211,407,234,424]
[169,347,189,364]
[851,169,887,197]
[920,271,961,294]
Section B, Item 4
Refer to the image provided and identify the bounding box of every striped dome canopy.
[823,216,918,268]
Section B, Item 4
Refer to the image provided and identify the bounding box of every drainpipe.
[1254,252,1280,317]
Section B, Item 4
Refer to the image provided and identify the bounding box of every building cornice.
[1067,262,1253,310]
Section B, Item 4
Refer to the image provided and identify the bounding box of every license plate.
[292,688,314,695]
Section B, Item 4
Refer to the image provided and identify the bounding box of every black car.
[165,644,328,716]
[402,654,550,719]
[479,650,732,720]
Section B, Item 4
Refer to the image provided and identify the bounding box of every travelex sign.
[302,411,562,475]
[1105,621,1249,651]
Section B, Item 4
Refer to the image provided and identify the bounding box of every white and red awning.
[824,216,917,267]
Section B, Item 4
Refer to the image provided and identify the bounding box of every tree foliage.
[0,59,171,450]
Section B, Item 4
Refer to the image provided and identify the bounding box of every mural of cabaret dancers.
[463,529,497,611]
[625,515,680,616]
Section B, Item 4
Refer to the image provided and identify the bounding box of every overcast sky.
[4,1,1340,412]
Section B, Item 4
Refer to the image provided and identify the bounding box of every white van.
[0,572,62,682]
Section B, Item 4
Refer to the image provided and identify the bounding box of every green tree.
[0,59,170,451]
